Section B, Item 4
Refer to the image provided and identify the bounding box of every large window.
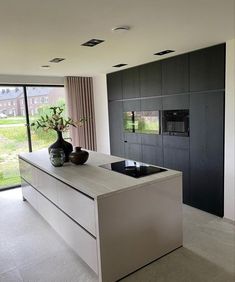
[0,86,66,190]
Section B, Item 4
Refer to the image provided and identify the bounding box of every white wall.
[0,75,64,85]
[93,75,110,154]
[224,39,235,222]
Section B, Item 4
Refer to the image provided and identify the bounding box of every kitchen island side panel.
[96,175,183,282]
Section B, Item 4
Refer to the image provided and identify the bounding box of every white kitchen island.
[19,149,182,282]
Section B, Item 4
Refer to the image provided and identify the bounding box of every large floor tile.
[0,268,23,282]
[0,188,234,282]
[8,226,69,269]
[121,247,235,282]
[183,206,235,274]
[19,249,98,282]
[0,245,16,275]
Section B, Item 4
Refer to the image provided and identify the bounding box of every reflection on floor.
[0,188,234,282]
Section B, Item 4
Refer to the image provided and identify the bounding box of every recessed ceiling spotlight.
[41,65,50,68]
[81,39,104,47]
[49,58,65,63]
[154,50,175,56]
[112,26,130,33]
[113,63,128,68]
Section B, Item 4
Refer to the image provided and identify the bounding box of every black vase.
[48,131,73,162]
[69,147,89,165]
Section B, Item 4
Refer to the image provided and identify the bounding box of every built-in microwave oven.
[162,109,189,136]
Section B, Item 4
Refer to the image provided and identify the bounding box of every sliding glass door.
[0,85,66,190]
[0,87,28,188]
[27,86,67,151]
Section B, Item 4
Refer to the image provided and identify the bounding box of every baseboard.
[223,217,235,225]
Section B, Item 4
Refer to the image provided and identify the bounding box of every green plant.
[31,105,84,132]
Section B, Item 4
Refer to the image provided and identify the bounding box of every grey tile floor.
[0,188,234,282]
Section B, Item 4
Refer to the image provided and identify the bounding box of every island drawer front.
[36,189,98,274]
[19,159,38,188]
[36,169,59,206]
[57,183,96,236]
[33,167,96,236]
[23,183,98,274]
[20,159,96,237]
[56,205,98,274]
[22,180,38,210]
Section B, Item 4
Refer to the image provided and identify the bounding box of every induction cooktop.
[99,160,167,178]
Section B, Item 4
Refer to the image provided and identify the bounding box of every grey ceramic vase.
[49,148,65,167]
[69,147,89,165]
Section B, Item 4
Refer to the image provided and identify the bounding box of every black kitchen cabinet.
[107,72,122,101]
[140,97,162,111]
[107,43,225,217]
[108,101,125,157]
[189,44,225,92]
[142,144,163,167]
[124,133,142,145]
[142,133,163,166]
[124,143,142,162]
[123,99,140,112]
[122,68,140,99]
[163,136,190,204]
[190,91,224,216]
[162,54,189,95]
[140,97,163,166]
[140,98,163,166]
[123,99,142,161]
[162,94,189,110]
[141,134,163,166]
[139,61,162,97]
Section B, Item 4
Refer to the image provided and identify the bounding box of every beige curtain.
[65,76,97,151]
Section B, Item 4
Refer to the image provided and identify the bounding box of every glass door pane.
[0,86,28,189]
[27,86,68,151]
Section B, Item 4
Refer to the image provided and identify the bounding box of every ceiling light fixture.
[41,65,50,68]
[154,50,175,56]
[113,63,128,68]
[112,26,130,33]
[81,39,104,47]
[49,58,65,63]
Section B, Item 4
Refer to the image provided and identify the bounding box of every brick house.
[0,88,21,116]
[0,87,64,116]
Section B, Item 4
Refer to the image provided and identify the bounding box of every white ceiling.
[0,0,234,77]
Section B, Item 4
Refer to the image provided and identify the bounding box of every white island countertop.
[19,149,181,199]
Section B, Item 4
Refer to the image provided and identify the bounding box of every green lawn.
[0,117,60,189]
[0,117,25,125]
[0,161,21,187]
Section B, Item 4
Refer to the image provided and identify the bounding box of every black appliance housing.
[162,109,189,136]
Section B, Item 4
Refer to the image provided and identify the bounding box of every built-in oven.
[162,109,189,136]
[123,110,160,135]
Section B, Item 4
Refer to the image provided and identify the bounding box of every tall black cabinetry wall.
[190,91,224,216]
[107,43,225,217]
[188,44,225,216]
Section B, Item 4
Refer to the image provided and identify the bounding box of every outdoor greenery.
[0,124,27,188]
[31,105,78,133]
[0,99,68,189]
[0,117,25,125]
